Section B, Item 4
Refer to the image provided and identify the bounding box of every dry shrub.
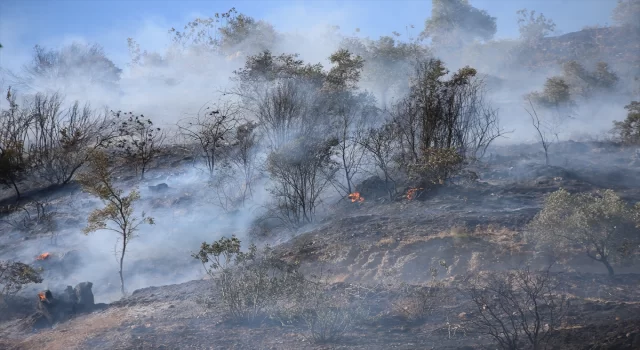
[391,264,451,323]
[467,266,567,350]
[438,224,522,253]
[299,281,369,343]
[407,148,464,188]
[473,224,522,253]
[193,236,306,324]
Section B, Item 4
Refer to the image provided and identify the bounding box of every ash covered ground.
[1,1,640,349]
[1,141,640,349]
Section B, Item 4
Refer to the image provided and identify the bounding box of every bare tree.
[468,266,567,350]
[178,101,240,175]
[267,136,339,225]
[77,150,154,296]
[525,99,552,166]
[229,51,326,151]
[467,105,507,161]
[393,59,505,168]
[109,111,165,180]
[27,93,114,186]
[255,79,317,150]
[0,88,31,199]
[359,122,398,201]
[329,92,375,196]
[391,97,420,165]
[516,9,556,46]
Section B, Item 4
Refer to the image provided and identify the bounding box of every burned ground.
[1,141,640,349]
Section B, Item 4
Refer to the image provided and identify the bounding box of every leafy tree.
[527,76,573,110]
[22,43,121,88]
[561,61,619,98]
[516,9,557,45]
[218,12,279,55]
[341,35,430,105]
[110,111,165,180]
[323,49,364,91]
[232,50,324,88]
[612,0,640,29]
[421,0,497,48]
[169,8,237,54]
[231,51,325,150]
[168,7,277,57]
[612,101,640,144]
[0,261,43,305]
[528,189,640,276]
[78,151,154,295]
[0,145,28,200]
[527,61,618,119]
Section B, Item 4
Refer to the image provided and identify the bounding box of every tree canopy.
[421,0,497,48]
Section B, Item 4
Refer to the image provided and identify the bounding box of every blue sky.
[0,0,618,71]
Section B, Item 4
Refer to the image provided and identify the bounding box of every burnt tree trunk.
[601,258,615,276]
[119,240,127,296]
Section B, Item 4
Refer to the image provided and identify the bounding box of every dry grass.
[16,308,128,350]
[376,237,395,246]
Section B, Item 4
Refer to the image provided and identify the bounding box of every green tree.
[323,49,364,91]
[528,189,640,276]
[527,76,573,110]
[0,261,43,305]
[230,50,325,150]
[527,61,619,118]
[341,35,430,105]
[562,61,619,98]
[77,151,154,295]
[218,13,278,55]
[168,8,237,54]
[23,43,121,88]
[421,0,497,48]
[612,0,640,29]
[612,101,640,144]
[516,9,556,45]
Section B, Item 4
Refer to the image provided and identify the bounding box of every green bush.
[193,236,305,323]
[527,188,640,275]
[0,261,43,306]
[612,101,640,145]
